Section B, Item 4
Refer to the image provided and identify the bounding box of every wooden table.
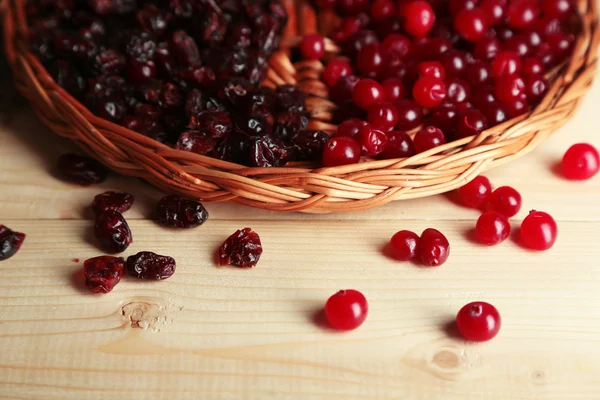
[1,76,599,400]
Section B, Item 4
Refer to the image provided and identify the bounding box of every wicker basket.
[3,0,599,213]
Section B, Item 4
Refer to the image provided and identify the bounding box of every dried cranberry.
[0,225,26,261]
[156,195,209,229]
[188,111,232,139]
[290,130,329,161]
[48,60,86,98]
[234,115,272,137]
[94,210,132,253]
[91,48,125,76]
[170,30,200,66]
[126,252,176,280]
[250,136,289,167]
[159,82,183,110]
[218,77,251,107]
[57,154,108,186]
[241,87,276,117]
[136,4,171,36]
[126,31,157,62]
[219,228,263,268]
[84,256,125,294]
[276,85,307,112]
[92,191,134,215]
[273,111,310,141]
[175,131,216,155]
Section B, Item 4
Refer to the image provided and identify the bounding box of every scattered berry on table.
[390,230,420,261]
[219,228,263,268]
[126,251,176,280]
[419,228,450,267]
[487,186,522,217]
[457,176,493,208]
[57,154,108,186]
[92,191,134,215]
[324,289,368,331]
[84,256,125,294]
[456,301,501,341]
[156,195,209,229]
[94,210,133,254]
[476,211,511,245]
[520,210,558,250]
[561,143,600,180]
[0,225,26,261]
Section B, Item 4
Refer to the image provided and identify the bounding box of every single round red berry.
[418,61,446,80]
[446,78,471,104]
[542,0,573,19]
[353,78,384,110]
[454,8,488,41]
[300,34,325,60]
[522,57,545,76]
[457,175,492,208]
[561,143,600,180]
[336,118,369,138]
[480,101,510,127]
[395,100,424,130]
[324,289,368,331]
[322,137,362,167]
[430,104,459,134]
[322,59,353,87]
[440,50,468,77]
[413,126,446,153]
[487,186,522,217]
[419,228,450,267]
[370,0,396,21]
[357,44,385,76]
[506,94,530,117]
[465,61,492,86]
[331,16,363,42]
[368,102,399,131]
[413,77,447,108]
[390,230,420,261]
[381,33,412,58]
[520,210,558,250]
[507,0,540,29]
[504,35,531,57]
[476,211,511,245]
[480,0,506,25]
[403,1,436,38]
[474,37,502,61]
[491,51,521,77]
[456,302,501,341]
[456,109,489,138]
[525,75,549,103]
[381,130,415,159]
[356,125,388,156]
[382,78,406,102]
[449,0,479,17]
[495,75,525,105]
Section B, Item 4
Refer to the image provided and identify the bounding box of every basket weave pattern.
[3,0,599,213]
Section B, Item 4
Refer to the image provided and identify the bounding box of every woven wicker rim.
[3,0,599,213]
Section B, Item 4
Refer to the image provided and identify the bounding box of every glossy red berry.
[355,125,388,156]
[473,37,502,61]
[382,78,406,102]
[542,0,573,19]
[520,210,558,250]
[419,228,450,267]
[480,0,506,25]
[300,34,325,60]
[454,8,488,41]
[457,175,492,208]
[413,77,447,108]
[353,78,384,110]
[495,75,525,104]
[322,137,362,167]
[357,44,385,76]
[324,289,368,330]
[487,186,522,217]
[395,100,424,130]
[507,0,540,29]
[446,78,471,104]
[381,131,415,159]
[456,109,489,138]
[413,126,446,153]
[390,230,420,261]
[367,102,399,131]
[522,57,545,76]
[370,0,396,21]
[456,302,501,341]
[418,61,446,80]
[440,50,468,77]
[448,0,479,17]
[561,143,600,180]
[491,51,521,77]
[403,1,436,38]
[381,34,412,58]
[525,75,549,103]
[476,211,511,245]
[339,0,369,15]
[322,59,353,87]
[336,118,368,138]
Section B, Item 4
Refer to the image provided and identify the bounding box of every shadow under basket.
[3,0,600,213]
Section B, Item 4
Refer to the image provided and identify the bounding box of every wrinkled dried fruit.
[250,136,289,167]
[126,251,176,280]
[218,228,263,268]
[84,256,125,293]
[92,191,134,215]
[290,130,330,161]
[156,195,209,228]
[188,111,232,139]
[0,225,26,261]
[57,153,108,186]
[94,210,133,253]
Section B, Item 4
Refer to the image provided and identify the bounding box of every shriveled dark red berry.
[126,252,176,280]
[290,130,329,161]
[175,131,216,156]
[94,210,132,254]
[156,195,209,229]
[249,135,289,167]
[219,228,263,268]
[92,191,134,216]
[57,154,108,186]
[0,225,26,261]
[188,111,232,139]
[84,256,125,294]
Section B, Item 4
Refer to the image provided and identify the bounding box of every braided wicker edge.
[3,0,599,213]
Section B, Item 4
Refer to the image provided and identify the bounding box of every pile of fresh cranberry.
[310,0,579,166]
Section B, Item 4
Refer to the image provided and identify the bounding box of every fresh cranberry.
[84,256,125,294]
[480,101,511,126]
[430,104,459,134]
[525,75,549,103]
[473,37,502,61]
[520,211,558,250]
[542,0,573,19]
[456,302,501,341]
[381,131,415,159]
[454,8,488,41]
[156,195,209,228]
[331,17,363,42]
[547,32,575,61]
[419,228,450,267]
[382,78,406,102]
[507,0,539,28]
[355,125,388,156]
[336,119,369,138]
[491,51,521,76]
[413,77,447,108]
[0,225,26,261]
[370,0,396,21]
[218,228,263,268]
[522,57,545,76]
[381,33,412,59]
[390,230,420,261]
[471,85,497,107]
[418,61,446,80]
[456,109,489,138]
[92,191,134,215]
[534,43,556,68]
[446,78,470,103]
[331,75,361,104]
[344,29,379,57]
[126,252,176,280]
[420,37,452,60]
[94,210,132,254]
[505,35,531,57]
[367,102,399,131]
[487,186,522,217]
[448,0,479,17]
[324,289,368,330]
[57,154,108,186]
[352,79,384,110]
[439,50,467,77]
[413,126,446,153]
[465,62,492,86]
[495,74,526,105]
[457,175,492,208]
[496,24,516,40]
[506,94,530,117]
[339,0,369,15]
[357,44,384,76]
[322,59,353,87]
[561,143,600,180]
[395,100,424,130]
[480,0,506,25]
[322,137,362,167]
[476,211,511,245]
[403,1,436,38]
[300,34,325,60]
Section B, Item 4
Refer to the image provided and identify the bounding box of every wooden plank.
[0,219,599,399]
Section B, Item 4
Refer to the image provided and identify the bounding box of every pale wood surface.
[1,76,600,400]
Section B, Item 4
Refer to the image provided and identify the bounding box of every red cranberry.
[315,0,337,8]
[339,0,369,15]
[561,143,600,180]
[355,125,388,156]
[525,75,549,103]
[471,85,497,107]
[457,175,492,208]
[403,1,436,38]
[419,228,450,267]
[534,43,556,68]
[57,154,108,186]
[474,37,502,61]
[547,32,575,61]
[480,0,506,25]
[370,0,396,21]
[536,17,563,38]
[440,50,467,77]
[430,104,459,134]
[456,109,488,138]
[332,75,361,104]
[395,100,424,130]
[505,35,531,57]
[454,8,488,41]
[491,51,521,76]
[418,61,446,80]
[156,195,209,228]
[0,225,26,261]
[506,94,530,117]
[322,59,353,87]
[367,102,399,131]
[325,289,368,331]
[92,191,134,216]
[449,0,479,16]
[219,228,263,268]
[84,256,125,294]
[382,78,406,102]
[413,126,447,153]
[487,186,523,217]
[495,75,525,104]
[465,62,492,87]
[413,77,447,108]
[522,57,545,76]
[300,34,325,60]
[480,101,511,126]
[507,0,539,29]
[390,230,420,261]
[420,37,452,60]
[331,17,363,42]
[456,302,501,341]
[94,210,132,254]
[476,211,511,245]
[446,78,470,103]
[496,24,516,40]
[357,44,384,76]
[344,29,379,57]
[336,118,369,138]
[522,29,543,48]
[520,210,558,250]
[542,0,573,19]
[381,33,412,59]
[353,78,384,110]
[381,131,416,159]
[126,252,176,280]
[322,137,362,167]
